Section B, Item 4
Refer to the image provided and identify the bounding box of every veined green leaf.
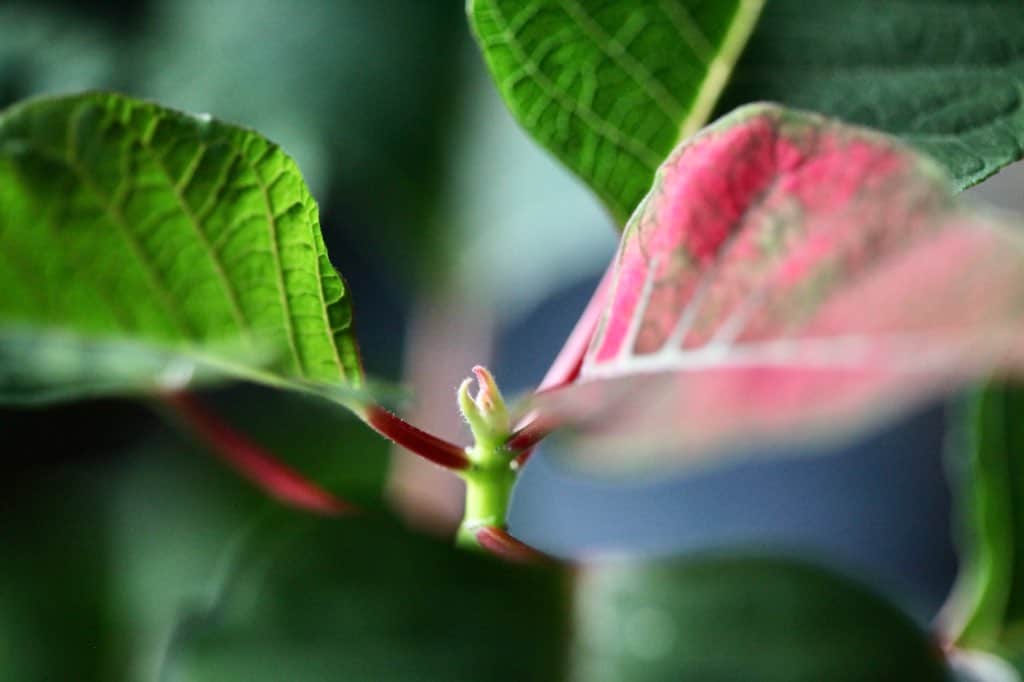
[468,0,764,224]
[719,1,1024,191]
[0,92,365,405]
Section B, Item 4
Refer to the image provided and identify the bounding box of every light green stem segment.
[454,366,518,550]
[456,452,518,548]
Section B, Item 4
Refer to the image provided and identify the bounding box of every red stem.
[475,526,552,564]
[363,404,470,470]
[165,393,354,515]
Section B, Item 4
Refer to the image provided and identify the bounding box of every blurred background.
[2,1,1022,679]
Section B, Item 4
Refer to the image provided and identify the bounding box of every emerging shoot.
[456,366,519,548]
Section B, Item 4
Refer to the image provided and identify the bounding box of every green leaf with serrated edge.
[942,384,1024,659]
[0,92,368,406]
[527,104,1024,472]
[574,556,948,682]
[468,0,764,225]
[717,1,1024,191]
[162,513,570,682]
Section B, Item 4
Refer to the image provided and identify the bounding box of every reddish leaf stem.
[508,265,613,466]
[362,404,471,470]
[507,418,555,463]
[536,263,613,392]
[165,392,354,515]
[475,526,552,564]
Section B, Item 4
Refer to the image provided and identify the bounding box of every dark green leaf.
[0,92,365,404]
[0,467,112,681]
[575,556,950,681]
[162,514,570,682]
[0,394,394,681]
[184,386,393,511]
[718,1,1024,191]
[468,0,764,224]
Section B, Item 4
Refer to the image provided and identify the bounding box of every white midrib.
[581,332,1006,381]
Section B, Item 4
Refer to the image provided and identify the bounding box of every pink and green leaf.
[525,103,1024,470]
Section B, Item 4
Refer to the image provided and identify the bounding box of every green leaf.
[0,467,112,681]
[718,1,1024,191]
[944,383,1024,660]
[0,393,394,681]
[528,104,1024,472]
[162,513,571,682]
[468,0,764,224]
[0,92,364,404]
[574,555,949,681]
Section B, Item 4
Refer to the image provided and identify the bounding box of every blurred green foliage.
[164,513,571,681]
[0,386,394,680]
[574,557,948,681]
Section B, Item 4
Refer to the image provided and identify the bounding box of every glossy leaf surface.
[530,104,1024,469]
[469,0,764,224]
[0,93,364,404]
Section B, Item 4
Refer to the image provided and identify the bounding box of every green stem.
[457,455,517,548]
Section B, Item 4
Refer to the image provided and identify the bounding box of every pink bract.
[527,104,1024,471]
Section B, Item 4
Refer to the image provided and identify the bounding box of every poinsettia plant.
[5,0,1024,679]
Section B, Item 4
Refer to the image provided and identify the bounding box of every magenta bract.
[528,104,1024,469]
